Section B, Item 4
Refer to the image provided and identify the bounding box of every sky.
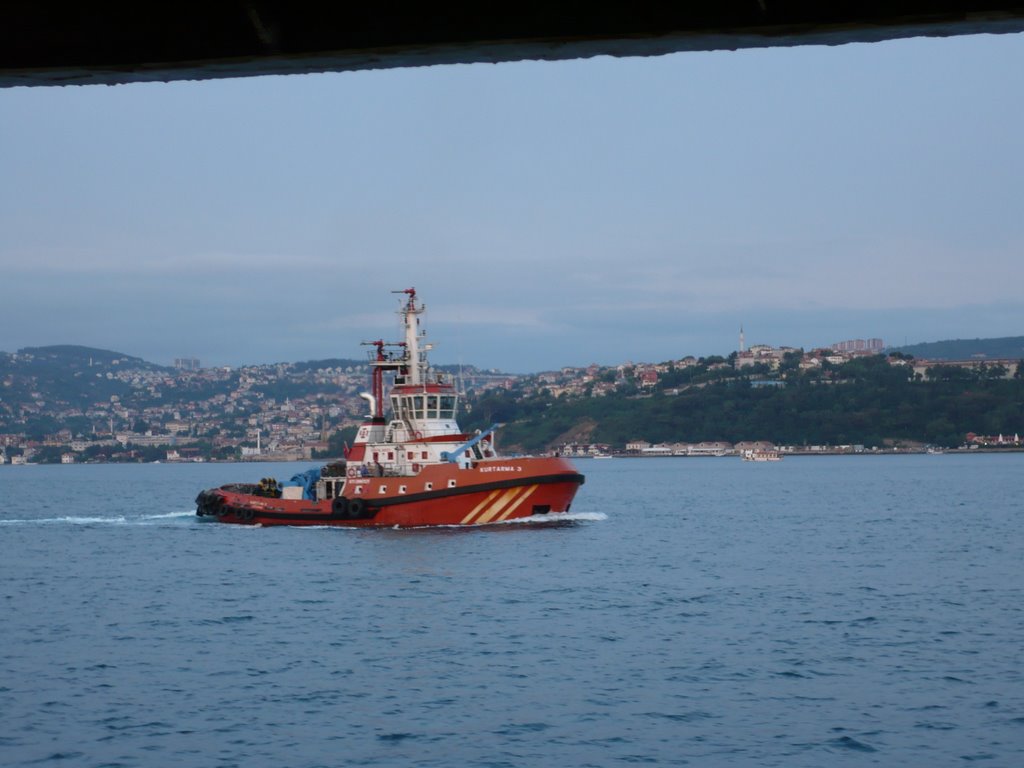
[1,32,1023,373]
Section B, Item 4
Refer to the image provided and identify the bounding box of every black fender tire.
[347,498,365,518]
[332,497,350,519]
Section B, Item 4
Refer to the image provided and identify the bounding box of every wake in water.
[500,510,607,525]
[400,510,608,531]
[1,510,607,529]
[0,510,196,526]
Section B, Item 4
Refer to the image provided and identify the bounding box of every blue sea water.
[1,454,1022,767]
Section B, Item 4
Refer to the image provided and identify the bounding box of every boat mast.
[395,287,425,385]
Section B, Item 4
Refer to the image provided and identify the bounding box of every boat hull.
[196,457,584,528]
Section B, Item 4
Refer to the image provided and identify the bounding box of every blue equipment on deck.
[441,424,501,464]
[282,467,321,500]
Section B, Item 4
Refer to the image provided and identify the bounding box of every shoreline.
[571,446,1024,459]
[6,446,1024,466]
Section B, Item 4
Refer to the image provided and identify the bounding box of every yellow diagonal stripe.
[474,487,522,525]
[495,485,538,522]
[460,489,501,525]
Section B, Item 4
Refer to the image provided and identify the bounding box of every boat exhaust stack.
[359,391,377,418]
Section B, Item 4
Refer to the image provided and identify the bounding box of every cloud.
[3,34,1024,371]
[427,305,555,329]
[0,247,333,275]
[563,234,1024,314]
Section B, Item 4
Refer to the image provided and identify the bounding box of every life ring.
[413,430,424,440]
[347,498,365,518]
[347,466,359,478]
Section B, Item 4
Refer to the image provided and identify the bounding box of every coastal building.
[166,447,203,461]
[966,432,1021,447]
[832,338,884,353]
[736,344,788,369]
[558,443,613,457]
[640,444,673,456]
[735,440,776,453]
[684,441,733,456]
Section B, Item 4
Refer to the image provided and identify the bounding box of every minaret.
[739,325,746,353]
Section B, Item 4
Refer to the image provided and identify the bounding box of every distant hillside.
[891,336,1024,361]
[290,358,369,373]
[14,345,167,370]
[463,355,1024,451]
[0,345,171,412]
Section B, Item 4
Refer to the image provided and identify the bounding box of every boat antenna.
[457,311,465,395]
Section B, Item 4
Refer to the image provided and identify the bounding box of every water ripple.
[2,457,1023,767]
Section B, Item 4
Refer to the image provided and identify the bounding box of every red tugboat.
[195,289,584,527]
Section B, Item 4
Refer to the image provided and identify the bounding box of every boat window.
[424,482,433,491]
[399,485,407,494]
[448,479,456,488]
[426,395,439,418]
[354,486,363,495]
[379,485,387,494]
[421,451,428,460]
[387,451,394,460]
[440,395,456,418]
[413,396,425,419]
[407,452,414,460]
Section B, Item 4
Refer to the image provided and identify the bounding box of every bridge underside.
[3,3,1024,88]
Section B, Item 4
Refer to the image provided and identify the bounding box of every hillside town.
[0,349,511,464]
[524,337,1022,457]
[519,339,1019,402]
[1,337,1021,464]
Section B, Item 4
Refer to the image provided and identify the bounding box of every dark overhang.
[3,3,1024,88]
